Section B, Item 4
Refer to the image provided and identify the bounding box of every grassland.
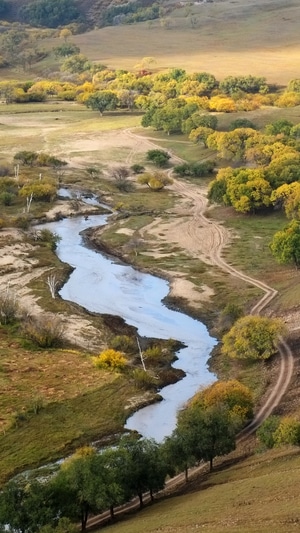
[92,447,300,533]
[33,0,300,86]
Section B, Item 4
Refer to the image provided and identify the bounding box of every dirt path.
[85,129,295,530]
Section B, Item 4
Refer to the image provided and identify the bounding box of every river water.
[42,199,216,442]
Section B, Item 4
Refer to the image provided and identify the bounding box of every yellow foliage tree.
[192,380,253,421]
[221,315,287,360]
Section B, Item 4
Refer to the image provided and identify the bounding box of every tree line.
[0,379,254,532]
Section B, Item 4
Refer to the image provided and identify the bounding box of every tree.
[271,182,300,219]
[0,479,54,533]
[176,403,236,471]
[265,119,294,137]
[61,54,91,74]
[229,118,257,131]
[256,415,280,449]
[146,149,171,167]
[224,169,272,213]
[52,450,107,531]
[270,219,300,268]
[138,171,173,191]
[20,0,80,28]
[273,417,300,447]
[119,436,167,507]
[54,43,80,58]
[192,380,253,426]
[221,315,286,360]
[85,91,118,115]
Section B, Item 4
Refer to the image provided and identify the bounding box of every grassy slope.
[95,447,300,533]
[63,0,300,84]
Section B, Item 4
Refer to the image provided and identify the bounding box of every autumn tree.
[271,182,300,218]
[221,315,286,360]
[138,171,173,191]
[273,417,300,446]
[191,380,254,426]
[270,219,300,268]
[207,128,259,161]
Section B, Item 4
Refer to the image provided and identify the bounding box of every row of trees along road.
[0,379,255,532]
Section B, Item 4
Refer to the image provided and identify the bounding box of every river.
[41,195,216,442]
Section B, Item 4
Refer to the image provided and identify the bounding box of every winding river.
[42,196,216,442]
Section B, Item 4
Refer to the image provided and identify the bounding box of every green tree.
[146,149,171,167]
[229,118,257,131]
[177,404,236,471]
[0,479,54,533]
[53,43,80,58]
[62,54,91,74]
[119,436,167,507]
[20,0,80,28]
[85,91,118,115]
[270,219,300,268]
[256,415,280,449]
[265,119,294,137]
[221,315,286,360]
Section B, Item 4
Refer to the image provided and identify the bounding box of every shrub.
[110,335,136,353]
[132,368,157,389]
[273,417,300,447]
[0,290,19,325]
[146,149,171,168]
[256,415,280,449]
[144,345,162,362]
[37,229,61,251]
[92,348,127,371]
[228,118,257,131]
[22,315,64,348]
[131,164,145,174]
[0,191,14,205]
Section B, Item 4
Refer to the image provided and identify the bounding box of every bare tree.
[47,274,60,299]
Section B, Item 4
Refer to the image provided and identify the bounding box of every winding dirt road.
[85,130,295,530]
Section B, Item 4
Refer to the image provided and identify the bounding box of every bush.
[228,118,257,131]
[110,335,136,353]
[273,417,300,447]
[22,315,64,348]
[0,290,19,325]
[92,348,127,371]
[132,368,157,389]
[146,149,171,168]
[131,164,145,174]
[256,416,280,449]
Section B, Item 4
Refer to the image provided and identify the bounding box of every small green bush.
[111,335,136,353]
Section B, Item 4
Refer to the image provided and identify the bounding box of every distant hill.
[1,0,158,29]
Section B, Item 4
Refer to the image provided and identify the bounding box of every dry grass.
[47,0,300,85]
